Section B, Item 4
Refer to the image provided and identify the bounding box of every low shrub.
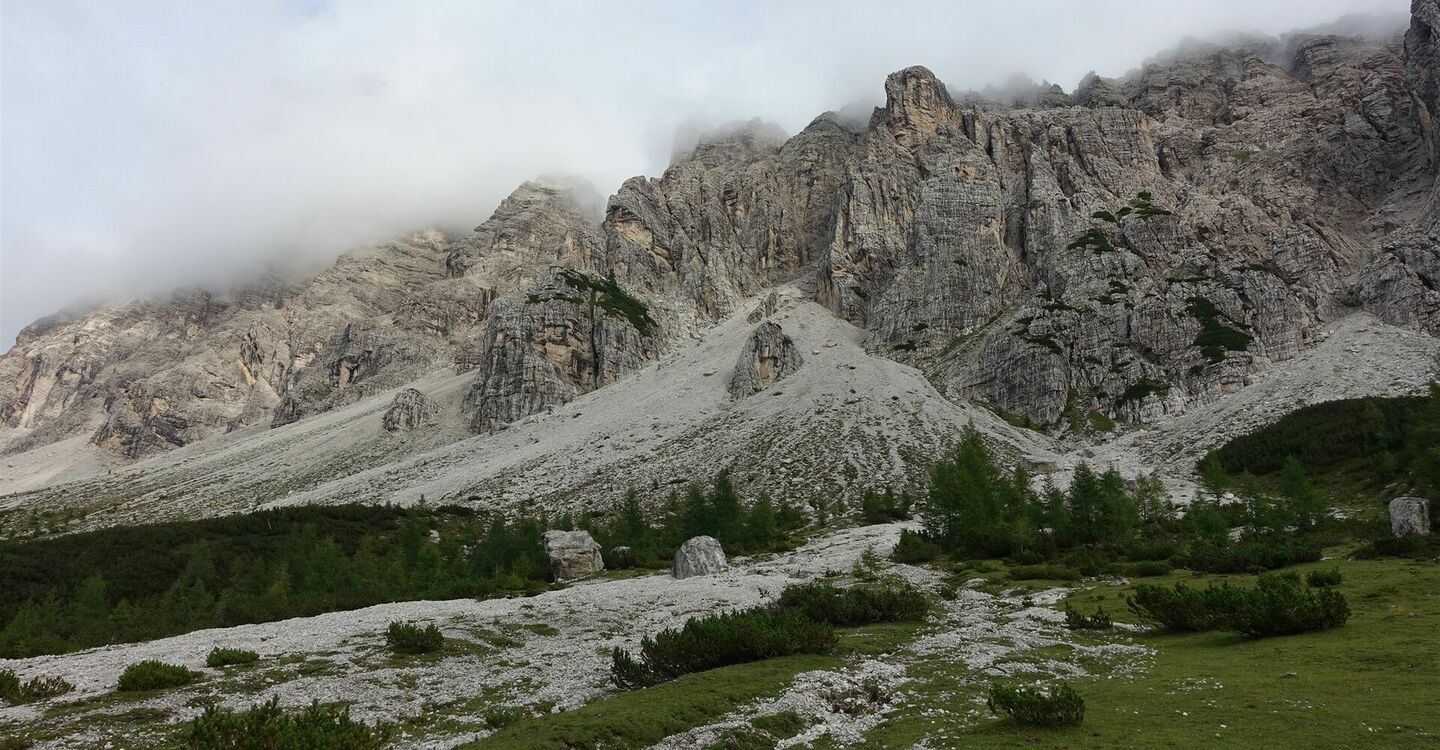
[860,490,911,525]
[205,647,260,668]
[1063,603,1112,630]
[385,622,444,655]
[986,681,1085,727]
[117,660,199,692]
[0,670,73,705]
[1121,560,1173,577]
[1306,568,1343,588]
[1126,582,1246,632]
[611,606,835,688]
[776,581,929,626]
[484,706,523,729]
[890,530,941,564]
[1179,536,1321,574]
[185,696,395,749]
[1232,574,1349,637]
[1009,564,1081,582]
[606,546,637,570]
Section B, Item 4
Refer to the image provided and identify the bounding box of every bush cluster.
[117,660,199,692]
[205,647,260,668]
[185,696,395,749]
[1063,603,1112,630]
[385,622,444,655]
[0,669,73,704]
[860,489,912,525]
[1009,564,1081,582]
[1127,574,1349,637]
[612,607,834,689]
[1177,536,1321,574]
[1306,568,1343,588]
[890,530,941,564]
[986,681,1085,727]
[775,581,929,626]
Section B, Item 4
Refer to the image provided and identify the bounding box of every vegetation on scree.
[205,647,259,668]
[385,621,444,654]
[117,660,199,692]
[185,696,396,750]
[0,668,73,705]
[611,580,927,689]
[986,681,1085,727]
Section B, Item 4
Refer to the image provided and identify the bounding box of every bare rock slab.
[543,530,605,580]
[729,321,803,398]
[1389,497,1432,537]
[382,388,439,432]
[673,535,728,579]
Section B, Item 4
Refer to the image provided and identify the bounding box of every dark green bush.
[1178,536,1321,574]
[483,706,523,729]
[205,647,260,668]
[385,622,443,654]
[1305,568,1343,587]
[184,696,395,749]
[611,607,835,688]
[890,530,941,564]
[860,489,911,525]
[1063,603,1112,630]
[1126,582,1246,632]
[986,681,1085,727]
[775,581,929,626]
[117,660,199,692]
[1231,574,1349,636]
[0,669,73,704]
[1121,560,1173,578]
[1009,564,1081,582]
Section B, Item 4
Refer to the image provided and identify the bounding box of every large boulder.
[1389,497,1432,537]
[673,535,728,579]
[382,388,439,432]
[728,321,804,398]
[542,529,604,580]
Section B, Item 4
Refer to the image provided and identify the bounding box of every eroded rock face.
[1389,496,1432,537]
[729,321,804,397]
[543,529,605,580]
[382,388,439,432]
[673,536,728,579]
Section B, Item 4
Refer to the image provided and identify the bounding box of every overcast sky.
[0,0,1407,346]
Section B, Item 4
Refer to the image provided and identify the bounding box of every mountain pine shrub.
[117,660,199,692]
[205,647,259,668]
[986,681,1085,727]
[185,696,395,749]
[385,622,443,654]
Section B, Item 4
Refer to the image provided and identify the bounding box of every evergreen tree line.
[1202,384,1440,497]
[588,469,805,568]
[913,426,1330,572]
[0,472,808,658]
[0,506,551,658]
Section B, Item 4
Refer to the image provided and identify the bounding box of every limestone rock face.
[382,388,439,432]
[1389,496,1432,537]
[542,529,605,580]
[673,535,728,579]
[729,321,804,397]
[3,4,1439,463]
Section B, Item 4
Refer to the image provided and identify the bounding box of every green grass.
[465,623,923,749]
[857,552,1440,748]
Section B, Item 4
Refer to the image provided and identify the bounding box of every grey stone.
[673,535,728,579]
[542,529,605,581]
[382,388,439,432]
[729,322,804,398]
[1389,496,1432,537]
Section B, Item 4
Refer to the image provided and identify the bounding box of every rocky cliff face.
[2,7,1437,466]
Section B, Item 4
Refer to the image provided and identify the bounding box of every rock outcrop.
[2,6,1438,465]
[542,529,605,580]
[382,388,439,432]
[1389,496,1432,537]
[673,536,728,579]
[729,321,804,397]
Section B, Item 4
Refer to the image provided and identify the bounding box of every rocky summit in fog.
[0,6,1437,526]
